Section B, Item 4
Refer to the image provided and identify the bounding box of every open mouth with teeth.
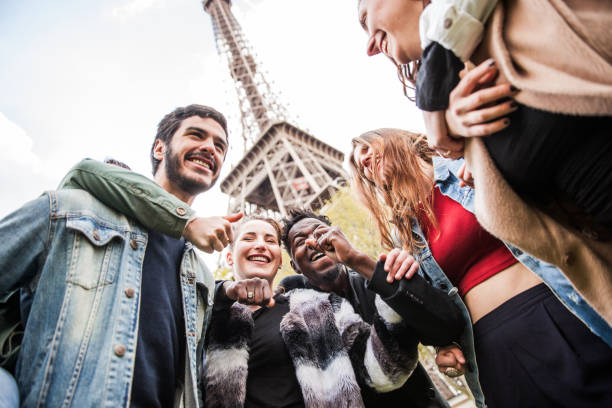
[186,154,216,173]
[247,254,271,264]
[309,252,326,262]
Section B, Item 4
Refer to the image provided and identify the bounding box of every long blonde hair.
[349,129,436,252]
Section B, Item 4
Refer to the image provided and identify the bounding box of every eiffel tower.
[203,0,347,217]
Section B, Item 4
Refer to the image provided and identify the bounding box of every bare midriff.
[463,262,543,324]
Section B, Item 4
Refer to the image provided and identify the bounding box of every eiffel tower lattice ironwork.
[203,0,347,217]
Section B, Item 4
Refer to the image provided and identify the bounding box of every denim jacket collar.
[433,156,465,183]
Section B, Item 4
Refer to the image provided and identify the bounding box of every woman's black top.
[245,295,304,408]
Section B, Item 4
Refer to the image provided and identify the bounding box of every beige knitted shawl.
[474,0,612,115]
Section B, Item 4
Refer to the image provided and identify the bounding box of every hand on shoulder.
[183,212,243,253]
[378,249,419,283]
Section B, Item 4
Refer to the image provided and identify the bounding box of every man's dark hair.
[281,208,331,251]
[150,104,228,175]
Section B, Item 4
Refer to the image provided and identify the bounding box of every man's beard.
[320,264,342,283]
[164,145,218,196]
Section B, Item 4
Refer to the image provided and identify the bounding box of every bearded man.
[0,104,237,407]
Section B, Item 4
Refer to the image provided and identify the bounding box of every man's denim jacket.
[414,157,612,408]
[0,170,215,407]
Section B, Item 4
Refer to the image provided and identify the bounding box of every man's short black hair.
[150,104,228,175]
[281,208,331,251]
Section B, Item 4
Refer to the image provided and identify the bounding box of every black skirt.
[473,283,612,408]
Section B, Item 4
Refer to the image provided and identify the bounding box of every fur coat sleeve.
[280,289,418,407]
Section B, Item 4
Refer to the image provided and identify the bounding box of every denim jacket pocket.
[65,217,125,290]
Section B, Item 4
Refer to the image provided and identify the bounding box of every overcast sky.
[0,0,424,264]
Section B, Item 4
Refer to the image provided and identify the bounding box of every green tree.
[321,187,384,260]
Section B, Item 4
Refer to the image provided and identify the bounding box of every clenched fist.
[221,278,275,307]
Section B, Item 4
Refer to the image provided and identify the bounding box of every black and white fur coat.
[204,288,419,408]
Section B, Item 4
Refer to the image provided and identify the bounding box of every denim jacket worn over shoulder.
[0,189,215,408]
[410,157,612,407]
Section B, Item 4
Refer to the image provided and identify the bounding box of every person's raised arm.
[59,158,242,252]
[304,224,377,279]
[59,159,192,239]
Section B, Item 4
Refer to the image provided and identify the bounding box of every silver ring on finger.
[247,291,254,300]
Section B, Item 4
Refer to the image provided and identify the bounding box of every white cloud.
[111,0,167,20]
[0,113,57,217]
[0,112,42,172]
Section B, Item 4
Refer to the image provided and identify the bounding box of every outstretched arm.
[59,159,242,252]
[59,159,192,239]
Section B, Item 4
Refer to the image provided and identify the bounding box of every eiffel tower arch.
[220,121,346,217]
[203,0,348,217]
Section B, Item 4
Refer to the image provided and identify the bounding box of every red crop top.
[420,187,518,297]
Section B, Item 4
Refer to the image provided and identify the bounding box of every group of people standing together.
[1,0,611,407]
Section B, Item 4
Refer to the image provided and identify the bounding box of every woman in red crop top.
[349,129,541,324]
[348,128,612,408]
